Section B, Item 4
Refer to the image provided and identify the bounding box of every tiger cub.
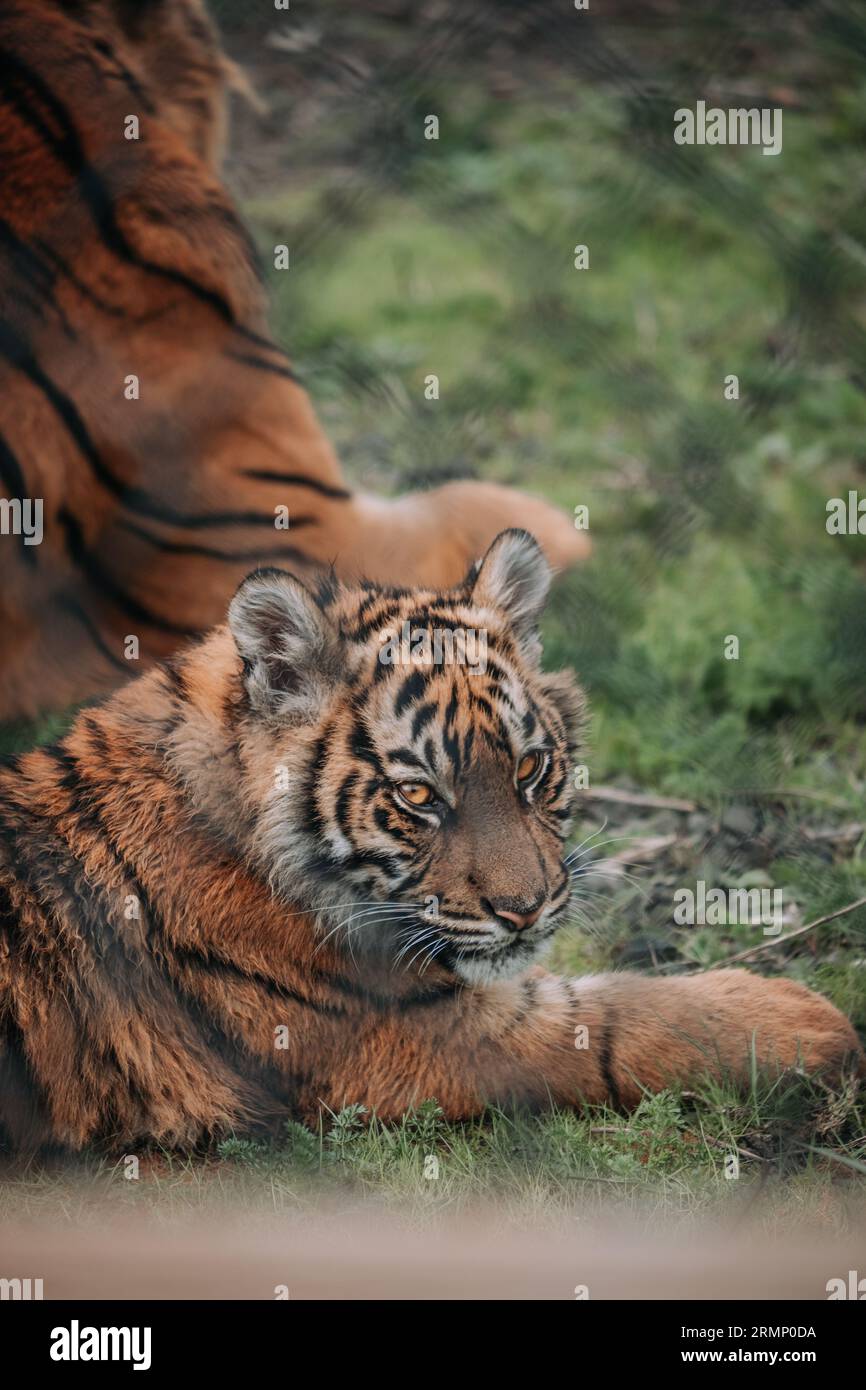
[0,530,860,1152]
[0,0,586,721]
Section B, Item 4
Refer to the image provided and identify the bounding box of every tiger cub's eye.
[516,751,543,783]
[398,782,435,806]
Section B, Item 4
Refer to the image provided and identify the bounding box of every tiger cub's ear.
[468,529,551,664]
[228,568,343,722]
[537,669,587,754]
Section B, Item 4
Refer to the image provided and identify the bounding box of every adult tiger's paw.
[426,479,591,577]
[349,481,589,590]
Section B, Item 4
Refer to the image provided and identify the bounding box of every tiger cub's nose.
[482,897,545,931]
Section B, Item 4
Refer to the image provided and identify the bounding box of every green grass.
[2,0,866,1228]
[5,1079,864,1235]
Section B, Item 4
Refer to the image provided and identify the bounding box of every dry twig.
[708,897,866,970]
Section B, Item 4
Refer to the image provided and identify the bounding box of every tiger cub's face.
[228,530,585,985]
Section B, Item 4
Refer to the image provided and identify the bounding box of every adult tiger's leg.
[0,351,587,720]
[338,480,590,589]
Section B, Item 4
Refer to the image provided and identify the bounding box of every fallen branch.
[708,896,866,970]
[589,1125,765,1163]
[581,786,696,813]
[578,835,681,882]
[802,823,864,845]
[582,784,857,814]
[607,834,681,864]
[754,787,853,809]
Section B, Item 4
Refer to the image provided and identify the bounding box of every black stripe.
[301,728,332,841]
[385,746,427,772]
[443,685,459,727]
[226,350,300,385]
[470,692,496,722]
[461,724,475,771]
[477,654,512,685]
[546,767,569,803]
[169,945,349,1020]
[0,216,55,307]
[442,689,461,774]
[354,616,403,647]
[239,468,352,501]
[373,804,416,847]
[57,507,199,635]
[410,701,437,741]
[441,729,461,779]
[56,595,128,671]
[313,570,340,609]
[348,714,384,774]
[394,668,428,718]
[546,868,569,902]
[311,961,460,1013]
[490,731,516,761]
[333,772,357,840]
[598,1015,622,1110]
[391,982,461,1013]
[350,604,403,645]
[126,504,311,530]
[435,906,482,923]
[117,518,315,562]
[0,322,308,530]
[338,846,406,880]
[2,318,287,531]
[0,47,283,361]
[349,592,388,633]
[390,856,435,895]
[0,431,37,567]
[0,314,129,497]
[32,235,128,317]
[86,34,157,115]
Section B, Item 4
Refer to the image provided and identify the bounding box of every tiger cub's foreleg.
[315,968,863,1121]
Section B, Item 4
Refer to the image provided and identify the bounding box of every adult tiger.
[0,530,859,1153]
[0,0,586,722]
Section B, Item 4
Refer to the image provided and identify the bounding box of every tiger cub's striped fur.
[0,0,586,721]
[0,531,861,1153]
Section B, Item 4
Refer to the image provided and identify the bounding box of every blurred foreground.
[5,1205,866,1300]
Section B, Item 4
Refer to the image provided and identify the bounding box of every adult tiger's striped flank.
[0,0,587,722]
[0,530,860,1153]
